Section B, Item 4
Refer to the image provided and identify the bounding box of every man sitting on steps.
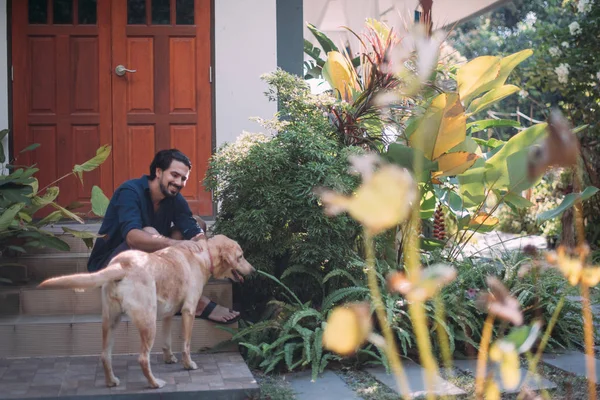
[87,148,240,324]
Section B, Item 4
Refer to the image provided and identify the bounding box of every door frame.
[6,0,218,218]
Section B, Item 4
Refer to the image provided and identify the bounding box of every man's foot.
[196,300,240,324]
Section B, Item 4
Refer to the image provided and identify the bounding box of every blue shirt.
[87,175,203,272]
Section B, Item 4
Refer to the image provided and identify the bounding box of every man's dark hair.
[149,149,192,179]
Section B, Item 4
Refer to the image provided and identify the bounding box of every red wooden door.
[11,0,113,211]
[12,0,213,217]
[111,0,213,216]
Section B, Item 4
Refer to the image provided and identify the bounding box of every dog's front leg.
[162,316,178,364]
[180,309,198,370]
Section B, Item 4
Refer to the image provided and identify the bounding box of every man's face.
[156,160,190,198]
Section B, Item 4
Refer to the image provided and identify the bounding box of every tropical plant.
[0,141,111,283]
[205,70,365,319]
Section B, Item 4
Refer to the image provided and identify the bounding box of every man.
[87,149,240,324]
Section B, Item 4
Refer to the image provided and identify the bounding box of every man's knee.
[143,226,160,235]
[193,216,207,233]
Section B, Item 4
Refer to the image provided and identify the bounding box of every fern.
[281,264,324,293]
[257,269,304,307]
[231,320,281,341]
[285,342,301,370]
[294,325,314,365]
[239,342,263,357]
[283,308,324,331]
[322,286,370,311]
[322,268,363,287]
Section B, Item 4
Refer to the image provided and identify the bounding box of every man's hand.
[192,232,208,251]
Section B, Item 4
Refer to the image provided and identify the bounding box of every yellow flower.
[316,154,417,235]
[387,264,457,302]
[484,380,501,400]
[546,244,600,286]
[476,277,523,326]
[489,341,521,390]
[322,303,372,356]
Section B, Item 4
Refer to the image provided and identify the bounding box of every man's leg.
[168,221,240,323]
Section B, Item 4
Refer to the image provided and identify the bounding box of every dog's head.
[207,235,255,283]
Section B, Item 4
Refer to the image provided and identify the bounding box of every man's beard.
[159,181,181,197]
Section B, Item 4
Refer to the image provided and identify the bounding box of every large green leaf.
[537,186,599,222]
[51,203,84,224]
[304,39,325,68]
[384,143,437,182]
[457,158,486,209]
[18,230,70,251]
[72,144,111,183]
[467,85,520,116]
[36,210,65,226]
[467,119,520,134]
[20,143,40,153]
[0,129,8,163]
[0,203,25,231]
[495,190,534,210]
[484,123,548,193]
[91,185,109,217]
[30,186,60,212]
[458,50,532,107]
[408,93,466,160]
[420,185,436,219]
[62,226,104,249]
[306,23,339,54]
[472,137,505,149]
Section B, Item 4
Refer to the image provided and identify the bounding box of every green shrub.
[205,70,365,318]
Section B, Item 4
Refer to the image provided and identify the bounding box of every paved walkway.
[285,350,597,399]
[0,352,258,399]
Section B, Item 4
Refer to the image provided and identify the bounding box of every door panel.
[12,0,213,217]
[112,0,213,216]
[11,0,113,212]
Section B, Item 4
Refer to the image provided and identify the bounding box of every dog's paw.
[106,377,120,387]
[163,353,178,364]
[150,378,166,389]
[184,360,198,370]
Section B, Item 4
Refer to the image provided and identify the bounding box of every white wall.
[0,0,8,171]
[214,0,278,149]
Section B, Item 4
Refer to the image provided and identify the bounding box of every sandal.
[175,300,241,325]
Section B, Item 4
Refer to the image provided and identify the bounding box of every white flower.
[555,63,570,84]
[578,0,593,13]
[569,21,582,35]
[597,71,600,81]
[519,89,529,98]
[549,46,561,57]
[561,41,570,48]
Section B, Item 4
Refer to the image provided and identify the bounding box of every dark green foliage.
[204,70,365,318]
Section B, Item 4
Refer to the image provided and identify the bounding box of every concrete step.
[0,312,236,358]
[0,351,258,399]
[0,278,232,316]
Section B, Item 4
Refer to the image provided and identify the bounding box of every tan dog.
[38,234,254,389]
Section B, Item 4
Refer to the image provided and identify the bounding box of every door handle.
[115,65,137,76]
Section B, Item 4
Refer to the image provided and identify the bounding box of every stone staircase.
[0,225,235,358]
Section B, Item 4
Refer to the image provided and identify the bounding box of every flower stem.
[517,296,565,400]
[434,295,453,371]
[475,314,495,400]
[364,232,411,399]
[581,284,597,400]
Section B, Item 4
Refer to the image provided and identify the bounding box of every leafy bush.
[205,70,365,318]
[497,172,565,238]
[0,141,110,283]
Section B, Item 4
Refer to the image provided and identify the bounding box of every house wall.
[214,0,278,149]
[0,0,8,169]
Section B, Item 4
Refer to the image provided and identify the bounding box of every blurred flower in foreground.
[489,322,542,390]
[476,276,523,326]
[315,154,417,235]
[527,109,579,181]
[546,244,600,286]
[485,380,501,400]
[322,302,372,356]
[387,264,457,302]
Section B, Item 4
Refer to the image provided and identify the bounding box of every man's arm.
[116,188,179,252]
[173,195,204,240]
[125,229,180,252]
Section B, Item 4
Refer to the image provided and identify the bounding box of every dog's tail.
[38,264,126,290]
